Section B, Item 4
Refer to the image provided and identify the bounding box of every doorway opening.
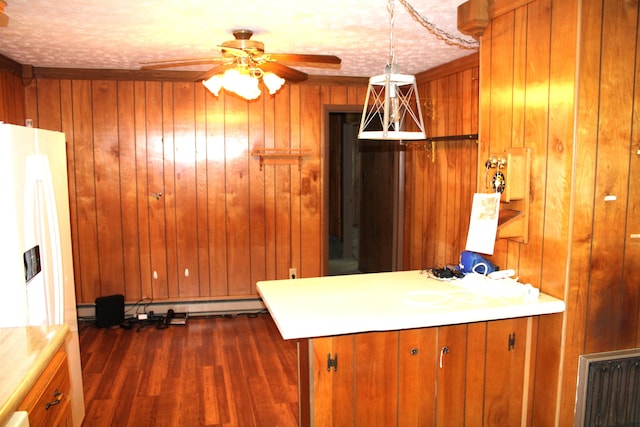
[324,107,405,276]
[327,112,361,276]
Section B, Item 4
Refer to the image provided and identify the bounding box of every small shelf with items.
[485,147,531,243]
[251,148,311,170]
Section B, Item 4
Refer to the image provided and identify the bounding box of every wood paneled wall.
[404,54,479,270]
[0,70,25,125]
[24,78,367,304]
[562,0,640,423]
[18,56,483,306]
[478,0,640,425]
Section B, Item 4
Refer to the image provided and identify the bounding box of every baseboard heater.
[77,298,266,320]
[575,348,640,426]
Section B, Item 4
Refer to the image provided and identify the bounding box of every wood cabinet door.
[354,331,399,426]
[308,334,356,427]
[435,324,468,427]
[483,318,528,426]
[398,328,438,427]
[464,322,489,427]
[309,336,335,427]
[309,332,400,427]
[333,334,356,427]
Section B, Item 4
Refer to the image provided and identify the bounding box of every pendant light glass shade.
[358,69,426,140]
[202,67,285,101]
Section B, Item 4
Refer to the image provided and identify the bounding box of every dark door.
[358,140,403,273]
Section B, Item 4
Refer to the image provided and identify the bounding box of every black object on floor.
[95,294,125,328]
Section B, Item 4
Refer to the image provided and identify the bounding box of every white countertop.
[257,270,565,340]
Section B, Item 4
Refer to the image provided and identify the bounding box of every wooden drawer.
[19,350,72,427]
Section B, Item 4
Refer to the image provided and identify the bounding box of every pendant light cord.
[387,0,396,67]
[398,0,479,50]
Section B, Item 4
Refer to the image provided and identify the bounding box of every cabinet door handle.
[45,389,64,410]
[439,346,449,368]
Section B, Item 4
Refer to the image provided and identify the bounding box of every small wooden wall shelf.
[251,148,311,170]
[488,147,532,243]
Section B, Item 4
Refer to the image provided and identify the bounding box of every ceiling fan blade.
[259,62,308,83]
[140,58,222,70]
[194,63,236,81]
[267,53,341,65]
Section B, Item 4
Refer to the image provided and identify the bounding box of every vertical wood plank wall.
[404,54,479,270]
[479,0,640,425]
[2,1,638,422]
[22,78,367,304]
[5,56,483,307]
[0,70,25,125]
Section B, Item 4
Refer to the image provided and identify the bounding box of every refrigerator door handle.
[25,154,64,325]
[40,155,64,325]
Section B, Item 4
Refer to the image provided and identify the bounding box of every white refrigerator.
[0,123,85,427]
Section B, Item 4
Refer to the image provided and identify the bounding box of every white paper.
[465,192,500,255]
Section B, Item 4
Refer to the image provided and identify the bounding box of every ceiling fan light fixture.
[224,68,261,100]
[202,74,224,96]
[145,29,339,101]
[263,72,286,95]
[203,67,263,100]
[202,66,285,100]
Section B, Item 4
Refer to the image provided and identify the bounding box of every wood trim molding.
[0,53,22,76]
[305,75,368,85]
[415,53,479,82]
[489,0,537,18]
[32,67,203,81]
[27,65,369,85]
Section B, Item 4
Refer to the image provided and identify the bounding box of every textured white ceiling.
[0,0,476,77]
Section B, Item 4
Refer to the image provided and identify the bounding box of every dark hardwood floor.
[78,313,299,426]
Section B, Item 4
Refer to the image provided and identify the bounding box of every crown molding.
[1,54,368,85]
[0,53,21,75]
[415,53,479,83]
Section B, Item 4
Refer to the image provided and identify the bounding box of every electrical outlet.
[289,268,297,280]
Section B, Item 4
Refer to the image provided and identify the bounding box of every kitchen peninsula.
[258,270,565,426]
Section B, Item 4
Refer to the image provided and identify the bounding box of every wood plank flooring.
[78,313,299,426]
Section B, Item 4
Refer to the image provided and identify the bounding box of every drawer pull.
[45,390,63,410]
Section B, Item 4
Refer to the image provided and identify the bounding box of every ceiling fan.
[140,29,342,83]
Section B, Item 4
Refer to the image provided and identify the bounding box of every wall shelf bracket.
[251,148,311,171]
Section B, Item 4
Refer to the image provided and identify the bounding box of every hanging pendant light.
[358,0,426,141]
